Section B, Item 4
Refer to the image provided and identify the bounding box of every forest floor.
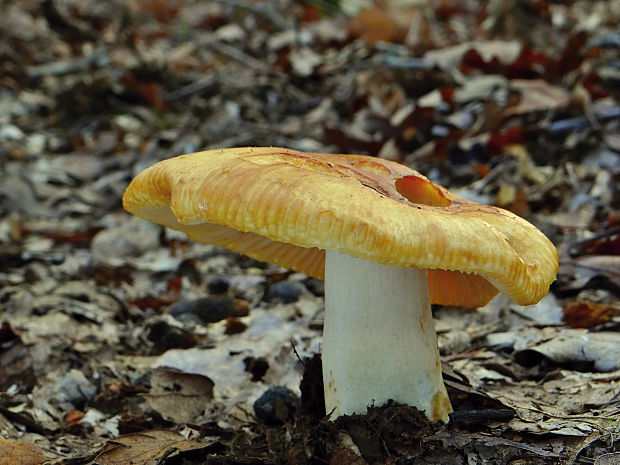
[0,1,619,464]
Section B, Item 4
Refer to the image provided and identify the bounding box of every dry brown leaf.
[143,368,214,423]
[346,6,407,44]
[505,79,570,116]
[0,437,45,465]
[330,447,368,465]
[563,301,615,328]
[89,430,206,465]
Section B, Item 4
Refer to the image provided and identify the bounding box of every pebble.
[243,356,269,382]
[304,278,324,297]
[169,296,235,324]
[266,280,306,304]
[253,386,299,425]
[207,276,230,294]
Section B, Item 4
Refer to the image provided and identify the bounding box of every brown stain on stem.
[431,391,452,423]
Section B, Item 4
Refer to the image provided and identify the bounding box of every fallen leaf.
[64,409,85,424]
[0,437,45,465]
[453,75,509,104]
[424,41,522,69]
[346,6,407,44]
[143,368,214,423]
[225,316,247,335]
[486,128,528,155]
[36,227,104,245]
[574,255,620,290]
[121,74,167,111]
[88,430,207,465]
[562,301,615,328]
[330,447,367,465]
[514,330,620,372]
[505,48,554,79]
[581,228,620,256]
[505,79,570,116]
[510,293,563,325]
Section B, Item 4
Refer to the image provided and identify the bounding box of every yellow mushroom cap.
[123,147,558,307]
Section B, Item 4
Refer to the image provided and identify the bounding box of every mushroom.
[123,147,558,422]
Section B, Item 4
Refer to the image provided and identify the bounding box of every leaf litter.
[0,0,618,464]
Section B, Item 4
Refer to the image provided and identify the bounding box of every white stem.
[322,251,451,422]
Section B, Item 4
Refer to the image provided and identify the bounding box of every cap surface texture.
[123,147,558,307]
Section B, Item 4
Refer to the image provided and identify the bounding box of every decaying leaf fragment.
[88,430,208,465]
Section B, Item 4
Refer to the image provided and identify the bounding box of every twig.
[26,49,111,78]
[568,225,620,257]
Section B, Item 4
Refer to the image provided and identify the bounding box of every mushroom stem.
[322,250,452,422]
